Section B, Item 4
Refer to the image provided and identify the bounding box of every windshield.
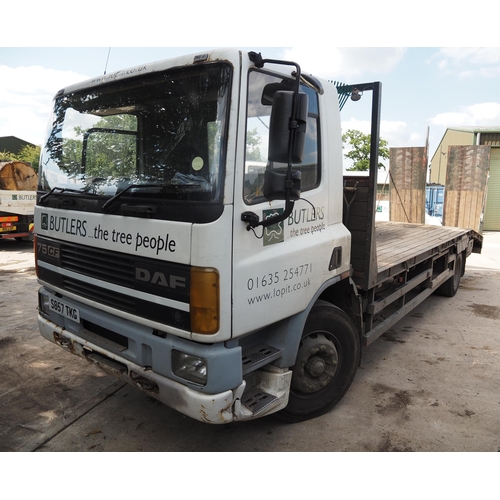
[39,63,231,209]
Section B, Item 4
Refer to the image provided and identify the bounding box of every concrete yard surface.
[0,234,499,452]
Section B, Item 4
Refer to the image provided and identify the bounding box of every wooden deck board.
[375,221,469,274]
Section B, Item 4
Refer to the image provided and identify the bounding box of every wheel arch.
[318,276,362,332]
[278,275,361,368]
[276,288,362,422]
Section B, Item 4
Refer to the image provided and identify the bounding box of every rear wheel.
[437,252,463,297]
[276,301,360,422]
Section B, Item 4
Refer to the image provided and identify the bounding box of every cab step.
[242,345,281,374]
[241,389,278,415]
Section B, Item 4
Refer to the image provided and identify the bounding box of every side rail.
[361,231,477,346]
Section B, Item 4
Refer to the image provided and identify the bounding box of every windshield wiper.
[101,184,164,212]
[39,187,99,205]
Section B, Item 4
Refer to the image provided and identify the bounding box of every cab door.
[231,68,333,337]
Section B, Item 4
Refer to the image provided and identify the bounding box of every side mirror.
[264,169,301,201]
[268,90,308,164]
[261,81,295,106]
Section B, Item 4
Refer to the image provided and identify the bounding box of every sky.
[1,6,500,169]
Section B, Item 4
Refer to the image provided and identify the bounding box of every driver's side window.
[244,70,320,205]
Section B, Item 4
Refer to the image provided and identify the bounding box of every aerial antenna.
[104,48,111,75]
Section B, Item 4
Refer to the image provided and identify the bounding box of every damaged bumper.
[38,315,245,424]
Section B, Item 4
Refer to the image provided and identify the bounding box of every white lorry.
[35,49,482,423]
[0,161,36,240]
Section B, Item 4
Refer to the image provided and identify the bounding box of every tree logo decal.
[263,208,284,246]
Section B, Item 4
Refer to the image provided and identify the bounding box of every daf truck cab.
[35,49,481,423]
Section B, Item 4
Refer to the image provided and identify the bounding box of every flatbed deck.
[375,221,479,277]
[359,221,482,345]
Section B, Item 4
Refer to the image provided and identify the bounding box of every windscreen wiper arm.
[39,187,98,205]
[101,184,162,212]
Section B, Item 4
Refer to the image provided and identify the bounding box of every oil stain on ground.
[371,384,415,416]
[377,432,414,452]
[468,304,500,320]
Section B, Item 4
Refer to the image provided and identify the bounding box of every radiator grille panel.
[61,244,135,287]
[37,236,191,330]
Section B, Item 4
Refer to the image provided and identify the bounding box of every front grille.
[61,243,135,287]
[37,236,191,330]
[63,276,136,311]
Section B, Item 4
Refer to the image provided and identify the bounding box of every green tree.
[0,145,41,173]
[246,127,263,161]
[342,129,389,171]
[60,114,138,179]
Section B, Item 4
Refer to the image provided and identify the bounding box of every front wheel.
[276,301,360,422]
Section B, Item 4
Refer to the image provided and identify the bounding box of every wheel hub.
[306,357,326,377]
[291,332,339,394]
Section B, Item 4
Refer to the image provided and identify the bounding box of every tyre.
[276,300,360,422]
[437,252,463,297]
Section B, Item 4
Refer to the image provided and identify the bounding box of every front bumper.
[38,315,245,424]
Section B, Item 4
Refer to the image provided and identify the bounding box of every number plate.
[49,296,80,323]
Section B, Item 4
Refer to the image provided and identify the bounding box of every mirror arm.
[243,53,303,231]
[248,52,302,145]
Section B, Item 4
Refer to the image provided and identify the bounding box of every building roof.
[0,136,36,155]
[431,126,500,163]
[445,126,500,133]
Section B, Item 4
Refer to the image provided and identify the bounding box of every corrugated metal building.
[0,136,36,157]
[430,127,500,231]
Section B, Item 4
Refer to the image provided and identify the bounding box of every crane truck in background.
[34,49,482,424]
[0,161,36,241]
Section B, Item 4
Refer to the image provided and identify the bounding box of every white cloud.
[0,65,89,146]
[381,120,422,147]
[431,48,500,77]
[282,47,406,81]
[459,67,500,78]
[341,118,422,148]
[438,48,500,65]
[341,118,371,135]
[430,102,500,127]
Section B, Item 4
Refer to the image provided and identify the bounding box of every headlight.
[172,350,207,386]
[39,291,51,316]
